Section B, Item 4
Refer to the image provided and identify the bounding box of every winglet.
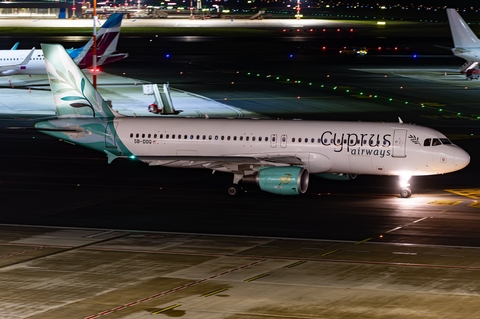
[19,47,36,66]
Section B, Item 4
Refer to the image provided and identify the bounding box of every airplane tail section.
[68,13,127,69]
[42,43,122,119]
[447,8,480,48]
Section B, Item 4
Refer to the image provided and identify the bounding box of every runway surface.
[1,17,480,318]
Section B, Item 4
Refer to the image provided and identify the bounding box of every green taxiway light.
[404,101,408,104]
[276,76,280,80]
[389,98,393,101]
[346,89,350,92]
[287,79,290,81]
[247,72,251,75]
[309,83,312,85]
[333,86,337,90]
[321,85,324,87]
[458,112,461,116]
[256,74,260,76]
[374,95,378,98]
[439,109,443,111]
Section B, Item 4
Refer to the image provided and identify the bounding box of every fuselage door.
[270,134,277,148]
[392,129,407,158]
[281,134,288,148]
[105,121,118,149]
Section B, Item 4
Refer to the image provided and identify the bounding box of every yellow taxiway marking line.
[244,273,270,282]
[468,202,480,208]
[446,189,480,199]
[321,248,341,257]
[201,288,229,298]
[284,260,307,268]
[427,200,463,206]
[355,238,372,245]
[152,304,181,314]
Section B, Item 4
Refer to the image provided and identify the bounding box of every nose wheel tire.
[400,187,412,198]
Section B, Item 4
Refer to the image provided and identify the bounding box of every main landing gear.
[226,184,243,197]
[399,175,412,198]
[226,174,244,197]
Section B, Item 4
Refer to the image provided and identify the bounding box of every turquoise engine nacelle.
[315,173,357,181]
[243,167,309,195]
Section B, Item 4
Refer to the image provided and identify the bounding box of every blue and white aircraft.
[0,13,127,76]
[35,43,470,198]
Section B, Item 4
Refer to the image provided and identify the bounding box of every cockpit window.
[424,138,431,146]
[439,138,452,145]
[432,138,441,146]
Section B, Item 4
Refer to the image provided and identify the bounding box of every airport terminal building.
[0,1,82,19]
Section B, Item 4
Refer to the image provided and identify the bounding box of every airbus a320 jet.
[0,13,127,76]
[34,43,470,198]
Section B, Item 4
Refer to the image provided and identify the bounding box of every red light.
[309,29,313,32]
[323,28,326,32]
[350,28,353,32]
[296,29,300,32]
[337,29,340,32]
[282,29,286,32]
[322,46,326,50]
[394,47,398,50]
[378,47,382,50]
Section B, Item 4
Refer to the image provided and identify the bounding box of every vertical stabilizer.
[447,8,480,48]
[42,43,122,119]
[67,13,127,68]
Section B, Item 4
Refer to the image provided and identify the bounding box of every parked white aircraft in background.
[35,43,470,198]
[446,8,480,72]
[0,13,127,76]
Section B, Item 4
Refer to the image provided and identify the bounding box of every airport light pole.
[93,0,97,88]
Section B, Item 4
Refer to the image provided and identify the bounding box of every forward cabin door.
[392,129,407,158]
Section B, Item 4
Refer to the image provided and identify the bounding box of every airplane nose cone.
[454,148,470,170]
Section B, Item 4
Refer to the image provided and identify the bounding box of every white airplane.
[34,43,470,198]
[0,13,127,76]
[446,8,480,72]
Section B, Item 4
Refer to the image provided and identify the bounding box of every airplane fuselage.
[0,49,45,75]
[36,117,470,178]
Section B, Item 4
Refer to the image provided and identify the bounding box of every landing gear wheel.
[227,184,243,197]
[400,187,412,198]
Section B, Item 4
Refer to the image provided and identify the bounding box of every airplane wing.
[135,155,305,173]
[0,47,35,73]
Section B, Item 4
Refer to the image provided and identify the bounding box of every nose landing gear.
[399,174,412,198]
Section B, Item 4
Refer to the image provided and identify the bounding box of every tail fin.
[42,43,122,119]
[447,8,480,48]
[67,13,128,68]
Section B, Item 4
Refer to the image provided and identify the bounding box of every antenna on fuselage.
[398,117,403,124]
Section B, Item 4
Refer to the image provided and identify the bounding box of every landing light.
[399,173,411,188]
